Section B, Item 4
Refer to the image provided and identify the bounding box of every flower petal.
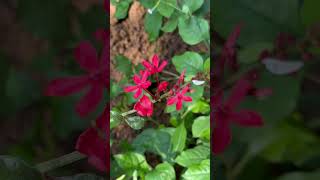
[158,61,167,72]
[176,99,183,110]
[225,79,252,109]
[133,88,142,99]
[152,54,159,67]
[76,83,104,117]
[142,60,152,71]
[133,75,141,84]
[124,86,137,92]
[141,70,150,82]
[228,110,263,127]
[212,119,231,154]
[167,97,177,105]
[183,96,192,102]
[74,41,99,72]
[45,76,89,96]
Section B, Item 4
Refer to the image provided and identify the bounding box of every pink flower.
[142,55,167,75]
[124,71,151,99]
[167,86,192,111]
[134,95,153,117]
[45,41,107,117]
[76,107,109,172]
[157,81,168,93]
[212,79,263,154]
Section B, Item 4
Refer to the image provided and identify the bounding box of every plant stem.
[36,151,86,173]
[121,109,137,116]
[229,152,251,180]
[162,70,180,78]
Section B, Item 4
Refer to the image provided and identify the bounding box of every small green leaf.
[175,145,210,167]
[125,116,146,130]
[111,111,123,129]
[203,58,210,73]
[192,116,210,140]
[188,100,210,114]
[172,51,203,77]
[158,0,177,18]
[172,121,187,152]
[114,152,151,177]
[0,156,42,180]
[161,12,179,32]
[145,162,175,180]
[238,42,273,64]
[139,0,157,8]
[115,55,133,76]
[182,0,204,13]
[178,16,209,45]
[144,11,163,42]
[114,0,133,19]
[182,159,210,180]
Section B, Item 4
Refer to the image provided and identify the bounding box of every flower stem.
[162,70,179,78]
[35,151,86,173]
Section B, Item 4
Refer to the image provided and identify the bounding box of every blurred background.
[0,0,106,178]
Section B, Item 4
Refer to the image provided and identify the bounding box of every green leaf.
[203,58,210,73]
[114,152,151,177]
[0,156,42,180]
[125,116,146,130]
[55,173,105,180]
[17,0,69,41]
[182,0,204,13]
[182,159,210,180]
[158,0,177,18]
[132,129,173,161]
[188,100,210,114]
[172,51,203,77]
[114,0,133,19]
[145,162,175,180]
[213,0,301,46]
[175,145,210,167]
[144,11,163,42]
[115,55,133,76]
[139,0,157,8]
[178,16,209,45]
[189,84,204,102]
[238,42,273,64]
[192,116,210,140]
[276,171,320,180]
[161,12,179,32]
[301,0,320,27]
[171,121,187,152]
[111,111,123,129]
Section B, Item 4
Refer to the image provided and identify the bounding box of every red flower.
[142,54,167,75]
[124,70,151,99]
[167,86,192,111]
[45,41,107,117]
[76,107,109,172]
[134,95,153,117]
[212,79,263,154]
[157,81,168,93]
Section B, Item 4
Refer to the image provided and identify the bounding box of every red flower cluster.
[124,54,192,117]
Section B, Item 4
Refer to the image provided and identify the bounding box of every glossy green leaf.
[0,156,42,180]
[132,129,173,161]
[203,58,210,73]
[158,0,177,18]
[182,159,210,180]
[182,0,204,13]
[144,11,163,42]
[175,145,210,167]
[114,152,151,177]
[188,100,210,114]
[111,111,124,129]
[161,12,179,32]
[172,121,187,152]
[114,0,133,19]
[145,162,175,180]
[178,16,209,45]
[172,51,204,77]
[125,116,146,130]
[192,116,210,140]
[115,55,133,76]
